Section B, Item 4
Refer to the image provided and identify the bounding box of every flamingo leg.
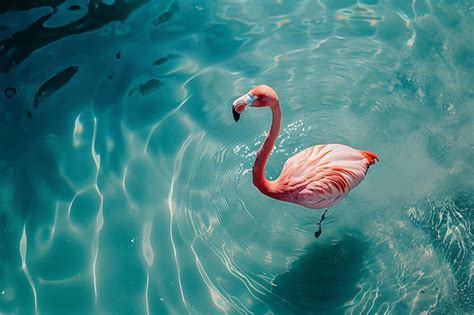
[314,208,329,238]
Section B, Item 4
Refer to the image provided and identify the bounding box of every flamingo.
[232,85,379,237]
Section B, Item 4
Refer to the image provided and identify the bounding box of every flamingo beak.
[232,93,256,122]
[232,106,240,122]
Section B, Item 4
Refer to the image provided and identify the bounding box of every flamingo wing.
[275,144,378,209]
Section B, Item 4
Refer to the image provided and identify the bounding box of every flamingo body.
[233,85,378,211]
[272,144,378,209]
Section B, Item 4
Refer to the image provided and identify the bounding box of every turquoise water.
[1,0,473,314]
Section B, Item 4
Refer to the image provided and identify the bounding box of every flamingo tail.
[361,150,379,166]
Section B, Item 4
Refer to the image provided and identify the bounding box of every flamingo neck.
[252,102,281,196]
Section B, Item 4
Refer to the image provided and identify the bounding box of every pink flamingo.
[232,85,379,237]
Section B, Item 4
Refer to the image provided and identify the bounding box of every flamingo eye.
[248,94,257,105]
[242,93,257,105]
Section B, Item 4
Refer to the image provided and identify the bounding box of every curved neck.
[252,103,281,196]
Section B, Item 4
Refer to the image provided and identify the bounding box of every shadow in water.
[271,233,366,315]
[0,0,150,73]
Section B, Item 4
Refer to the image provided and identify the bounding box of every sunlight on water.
[0,0,473,314]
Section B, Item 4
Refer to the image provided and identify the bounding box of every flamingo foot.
[314,208,329,239]
[314,228,322,238]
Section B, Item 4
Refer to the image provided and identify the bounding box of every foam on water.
[0,0,473,314]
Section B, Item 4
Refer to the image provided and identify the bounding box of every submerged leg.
[314,208,329,238]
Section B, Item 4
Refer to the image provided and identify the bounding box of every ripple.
[407,195,474,312]
[0,0,472,314]
[20,226,38,315]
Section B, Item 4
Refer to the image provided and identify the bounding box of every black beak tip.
[232,107,240,122]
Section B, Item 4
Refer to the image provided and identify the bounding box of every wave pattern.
[407,196,473,313]
[0,0,473,314]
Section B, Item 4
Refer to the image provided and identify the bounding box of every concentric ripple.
[0,0,473,314]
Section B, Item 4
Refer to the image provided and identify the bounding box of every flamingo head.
[232,85,279,122]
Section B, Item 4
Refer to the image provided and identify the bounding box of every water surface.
[0,0,473,314]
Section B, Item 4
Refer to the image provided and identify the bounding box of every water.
[0,1,473,314]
